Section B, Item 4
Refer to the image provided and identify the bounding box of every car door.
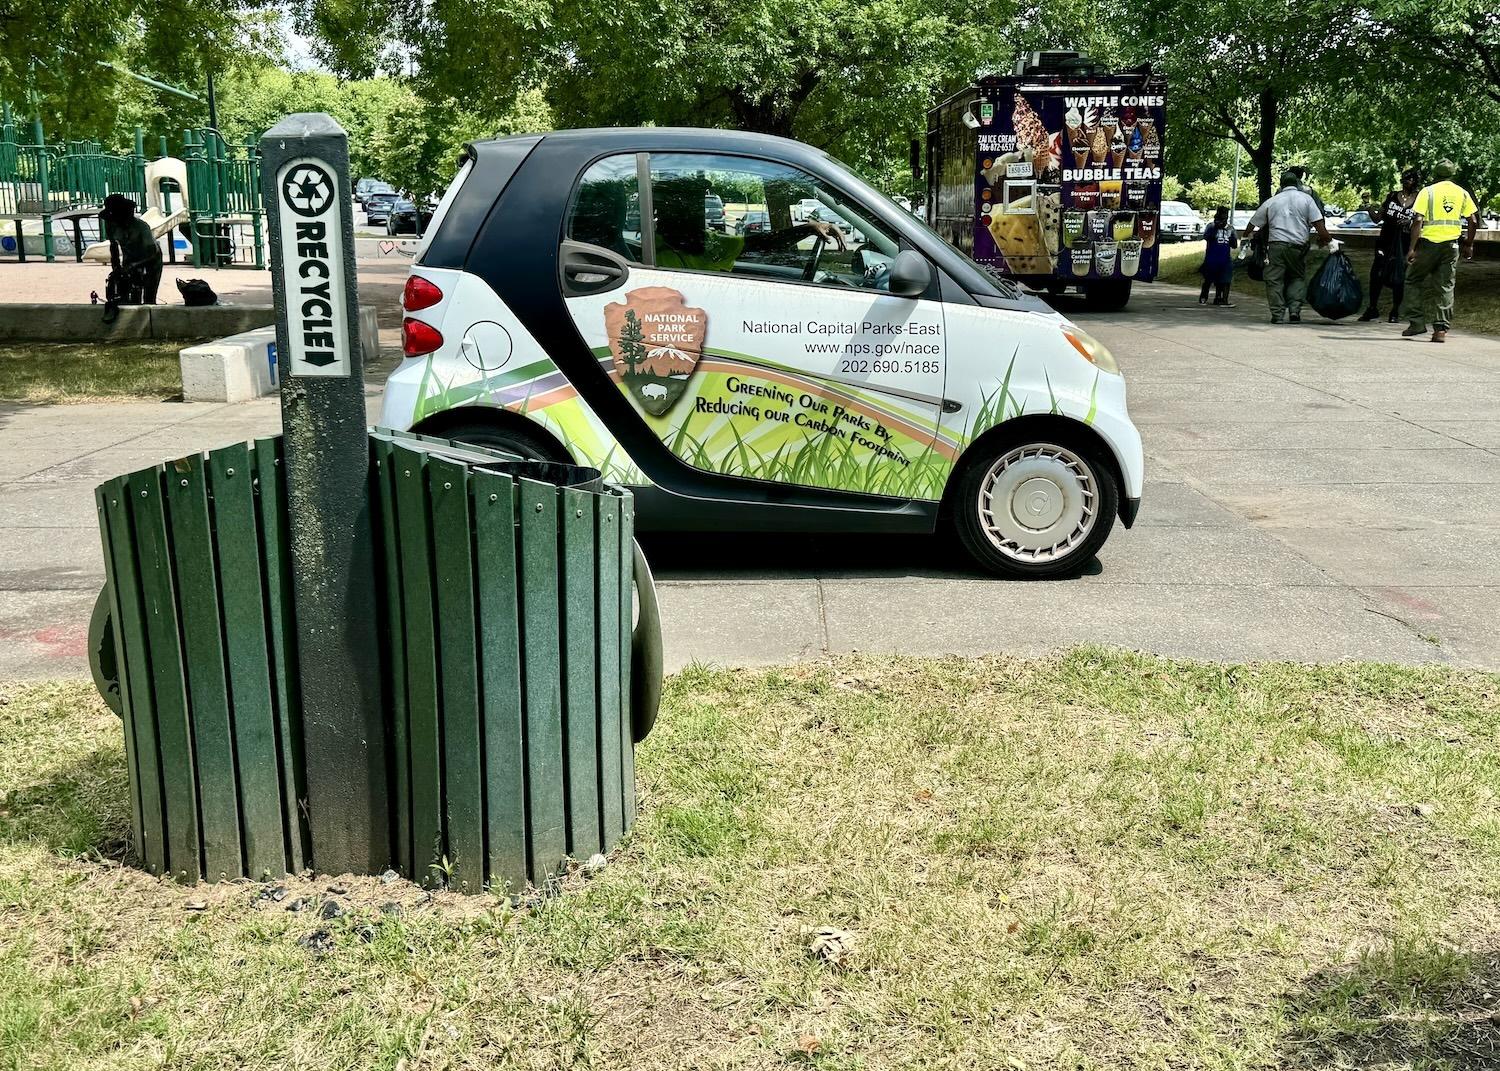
[560,150,948,501]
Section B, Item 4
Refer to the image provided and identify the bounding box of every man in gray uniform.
[1243,173,1332,323]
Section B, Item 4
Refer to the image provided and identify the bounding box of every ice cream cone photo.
[1110,133,1126,169]
[1072,140,1090,169]
[1064,105,1083,145]
[1090,125,1108,164]
[1101,108,1119,142]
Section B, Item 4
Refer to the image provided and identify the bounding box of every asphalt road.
[2,276,1498,677]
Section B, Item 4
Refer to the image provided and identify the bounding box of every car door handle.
[560,240,631,296]
[565,261,624,280]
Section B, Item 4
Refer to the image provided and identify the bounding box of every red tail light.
[403,275,443,312]
[402,317,443,358]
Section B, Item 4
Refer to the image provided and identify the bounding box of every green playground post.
[33,116,54,262]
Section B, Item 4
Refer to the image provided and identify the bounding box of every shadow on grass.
[0,744,131,861]
[1280,938,1500,1069]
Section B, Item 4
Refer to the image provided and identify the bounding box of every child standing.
[1199,207,1238,306]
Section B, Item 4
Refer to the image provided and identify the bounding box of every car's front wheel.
[951,436,1118,578]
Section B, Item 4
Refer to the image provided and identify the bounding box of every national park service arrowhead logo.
[604,287,707,416]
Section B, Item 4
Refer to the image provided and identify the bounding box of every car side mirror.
[888,249,933,298]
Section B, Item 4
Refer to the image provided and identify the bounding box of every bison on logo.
[604,287,707,416]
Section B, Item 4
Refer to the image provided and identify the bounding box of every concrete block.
[0,303,276,341]
[179,327,279,403]
[150,304,275,338]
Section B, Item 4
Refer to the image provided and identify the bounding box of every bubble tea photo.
[1094,239,1118,275]
[1070,245,1094,275]
[1120,238,1143,277]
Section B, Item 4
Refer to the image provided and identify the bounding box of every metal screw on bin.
[261,113,386,875]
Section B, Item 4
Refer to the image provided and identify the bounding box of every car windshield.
[1161,202,1195,216]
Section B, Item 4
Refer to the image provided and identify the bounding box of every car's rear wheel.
[951,436,1118,578]
[433,418,571,465]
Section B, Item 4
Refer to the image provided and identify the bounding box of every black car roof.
[474,127,836,169]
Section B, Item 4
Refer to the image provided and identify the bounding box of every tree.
[304,0,1002,176]
[0,0,274,146]
[1127,0,1363,203]
[618,310,646,376]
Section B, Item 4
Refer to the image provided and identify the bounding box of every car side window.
[647,153,904,292]
[566,154,642,263]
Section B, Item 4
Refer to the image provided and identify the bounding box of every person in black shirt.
[98,194,163,305]
[1360,168,1419,322]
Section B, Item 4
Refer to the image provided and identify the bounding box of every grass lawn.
[4,651,1500,1069]
[1154,240,1500,335]
[0,340,190,403]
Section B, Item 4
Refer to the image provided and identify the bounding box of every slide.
[82,205,189,263]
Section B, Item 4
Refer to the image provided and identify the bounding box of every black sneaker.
[1271,315,1285,324]
[1358,308,1379,322]
[1387,313,1399,324]
[1289,313,1302,323]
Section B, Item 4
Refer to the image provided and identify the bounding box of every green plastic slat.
[372,440,411,877]
[595,494,624,842]
[254,437,307,872]
[519,477,566,882]
[619,491,637,827]
[126,467,201,881]
[428,457,484,890]
[166,454,243,880]
[562,486,601,858]
[472,471,527,896]
[209,442,286,880]
[95,483,148,867]
[393,443,442,881]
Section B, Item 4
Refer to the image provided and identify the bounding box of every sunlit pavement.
[3,276,1498,676]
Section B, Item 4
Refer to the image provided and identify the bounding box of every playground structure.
[0,102,265,269]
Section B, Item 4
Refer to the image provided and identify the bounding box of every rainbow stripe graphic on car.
[384,268,1129,501]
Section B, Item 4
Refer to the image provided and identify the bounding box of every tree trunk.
[1253,88,1279,203]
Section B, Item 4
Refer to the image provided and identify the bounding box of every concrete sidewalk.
[2,279,1498,677]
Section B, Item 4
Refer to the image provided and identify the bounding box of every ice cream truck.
[926,53,1167,310]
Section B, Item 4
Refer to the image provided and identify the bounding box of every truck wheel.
[951,436,1118,579]
[1083,280,1132,311]
[437,419,571,464]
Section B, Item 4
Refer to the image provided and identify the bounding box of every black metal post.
[259,114,387,876]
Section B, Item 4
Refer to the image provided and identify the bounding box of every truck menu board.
[928,69,1167,299]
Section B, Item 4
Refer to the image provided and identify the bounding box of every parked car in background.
[363,191,399,225]
[1158,200,1204,242]
[1230,209,1255,231]
[1339,211,1375,228]
[387,197,435,235]
[705,193,726,232]
[355,179,394,206]
[735,210,770,235]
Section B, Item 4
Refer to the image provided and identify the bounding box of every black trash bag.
[1309,250,1364,321]
[176,278,218,306]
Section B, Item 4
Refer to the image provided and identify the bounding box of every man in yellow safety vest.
[1401,161,1480,343]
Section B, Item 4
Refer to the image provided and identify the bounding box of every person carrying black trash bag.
[1243,173,1331,324]
[97,194,162,320]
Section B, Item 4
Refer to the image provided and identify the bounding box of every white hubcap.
[977,443,1098,562]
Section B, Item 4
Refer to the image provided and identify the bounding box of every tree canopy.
[5,0,1496,210]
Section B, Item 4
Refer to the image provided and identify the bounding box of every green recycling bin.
[90,431,661,890]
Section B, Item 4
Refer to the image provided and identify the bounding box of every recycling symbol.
[283,164,335,218]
